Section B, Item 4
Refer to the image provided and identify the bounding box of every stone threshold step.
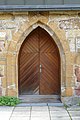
[19,95,61,103]
[16,103,64,107]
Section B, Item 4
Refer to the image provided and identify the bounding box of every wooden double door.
[19,27,60,95]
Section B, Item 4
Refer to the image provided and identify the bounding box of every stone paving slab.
[49,106,65,111]
[71,117,80,120]
[67,107,80,111]
[31,106,48,111]
[10,117,30,120]
[68,111,80,116]
[51,117,71,120]
[0,117,10,120]
[31,116,50,120]
[0,106,14,111]
[50,111,69,116]
[11,111,30,117]
[0,114,11,120]
[67,106,80,120]
[0,107,14,120]
[14,106,31,110]
[31,111,49,117]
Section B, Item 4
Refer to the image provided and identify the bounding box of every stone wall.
[0,11,80,100]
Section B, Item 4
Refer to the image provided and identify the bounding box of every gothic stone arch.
[7,21,70,101]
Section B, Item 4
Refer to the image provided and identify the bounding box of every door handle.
[40,64,42,73]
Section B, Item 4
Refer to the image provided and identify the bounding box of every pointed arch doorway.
[18,27,61,102]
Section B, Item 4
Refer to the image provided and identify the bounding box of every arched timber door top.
[18,27,60,95]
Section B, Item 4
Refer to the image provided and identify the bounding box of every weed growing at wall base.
[0,96,20,106]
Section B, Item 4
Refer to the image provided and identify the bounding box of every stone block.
[65,87,73,96]
[7,89,17,96]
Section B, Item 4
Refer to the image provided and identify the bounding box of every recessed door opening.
[18,27,61,103]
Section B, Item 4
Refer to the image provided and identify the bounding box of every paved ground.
[67,106,80,120]
[0,104,80,120]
